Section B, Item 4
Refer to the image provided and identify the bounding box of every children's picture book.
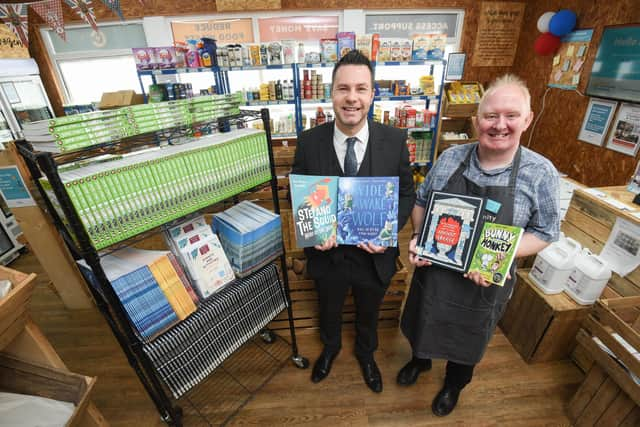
[289,175,338,247]
[467,222,523,286]
[289,174,399,248]
[416,191,485,272]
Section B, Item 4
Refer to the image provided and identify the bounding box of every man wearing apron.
[399,74,560,416]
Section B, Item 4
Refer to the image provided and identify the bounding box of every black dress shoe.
[396,357,432,386]
[311,351,337,383]
[431,385,461,416]
[358,359,383,393]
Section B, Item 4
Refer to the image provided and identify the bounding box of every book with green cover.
[467,222,523,287]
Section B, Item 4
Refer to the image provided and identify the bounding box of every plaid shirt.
[416,142,560,243]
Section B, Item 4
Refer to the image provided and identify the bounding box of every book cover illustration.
[416,191,485,272]
[289,174,338,247]
[467,222,523,286]
[337,176,399,247]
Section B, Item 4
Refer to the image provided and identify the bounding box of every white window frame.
[40,20,145,105]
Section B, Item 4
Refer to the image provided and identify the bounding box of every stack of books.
[79,247,200,341]
[22,92,243,153]
[212,201,283,277]
[39,128,271,249]
[165,216,235,299]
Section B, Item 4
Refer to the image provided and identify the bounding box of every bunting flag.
[0,4,29,47]
[64,0,98,32]
[30,0,67,41]
[100,0,124,21]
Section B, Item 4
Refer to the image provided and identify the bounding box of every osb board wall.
[510,0,640,187]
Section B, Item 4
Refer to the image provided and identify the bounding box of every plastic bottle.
[185,39,201,68]
[297,42,305,64]
[275,80,283,100]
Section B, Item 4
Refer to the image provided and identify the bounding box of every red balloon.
[534,32,561,56]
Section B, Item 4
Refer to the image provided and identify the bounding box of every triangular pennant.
[30,0,67,41]
[0,4,29,47]
[64,0,98,32]
[100,0,124,21]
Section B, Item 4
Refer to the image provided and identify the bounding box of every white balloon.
[537,11,555,33]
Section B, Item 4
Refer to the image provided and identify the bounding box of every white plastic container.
[529,236,581,294]
[564,249,612,305]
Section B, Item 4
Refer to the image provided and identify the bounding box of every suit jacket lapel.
[363,120,384,175]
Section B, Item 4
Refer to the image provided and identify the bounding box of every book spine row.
[38,93,243,152]
[58,132,271,249]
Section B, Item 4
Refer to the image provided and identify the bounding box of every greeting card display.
[416,191,485,272]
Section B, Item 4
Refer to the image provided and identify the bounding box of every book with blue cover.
[289,174,400,248]
[289,175,339,248]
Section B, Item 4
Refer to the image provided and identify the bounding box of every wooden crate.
[0,354,96,426]
[499,269,590,363]
[0,266,37,352]
[568,297,640,425]
[562,187,640,298]
[441,81,484,117]
[268,255,409,331]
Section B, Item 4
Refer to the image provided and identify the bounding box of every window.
[41,22,147,105]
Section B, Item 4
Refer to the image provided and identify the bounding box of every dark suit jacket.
[291,120,415,284]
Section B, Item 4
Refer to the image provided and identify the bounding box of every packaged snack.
[336,32,356,59]
[355,34,372,59]
[132,47,156,70]
[377,39,391,62]
[268,42,282,65]
[281,40,297,64]
[320,38,338,63]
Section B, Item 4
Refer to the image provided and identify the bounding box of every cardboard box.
[99,90,144,110]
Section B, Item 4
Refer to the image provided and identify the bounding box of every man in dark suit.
[291,50,414,393]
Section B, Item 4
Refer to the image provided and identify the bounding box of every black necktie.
[344,137,358,176]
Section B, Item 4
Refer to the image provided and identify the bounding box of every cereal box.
[337,32,356,59]
[320,38,338,63]
[132,47,157,70]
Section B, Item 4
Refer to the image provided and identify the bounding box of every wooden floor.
[13,241,584,426]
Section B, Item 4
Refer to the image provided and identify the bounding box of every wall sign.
[472,2,525,67]
[258,16,339,42]
[171,19,254,44]
[606,103,640,156]
[445,52,466,80]
[578,98,617,146]
[365,13,458,39]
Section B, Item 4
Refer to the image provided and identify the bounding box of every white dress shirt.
[333,122,370,174]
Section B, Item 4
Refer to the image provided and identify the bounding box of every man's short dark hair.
[331,49,374,87]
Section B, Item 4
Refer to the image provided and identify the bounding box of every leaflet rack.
[16,108,308,426]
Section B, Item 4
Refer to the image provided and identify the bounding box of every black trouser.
[314,247,387,362]
[444,361,475,389]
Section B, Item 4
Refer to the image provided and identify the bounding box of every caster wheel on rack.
[292,355,309,369]
[160,406,183,426]
[260,329,276,344]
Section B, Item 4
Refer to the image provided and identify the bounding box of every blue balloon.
[549,9,577,37]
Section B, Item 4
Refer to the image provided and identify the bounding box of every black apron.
[401,146,521,365]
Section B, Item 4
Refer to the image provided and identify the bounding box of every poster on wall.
[548,29,593,90]
[258,16,338,42]
[472,2,525,67]
[171,19,254,44]
[606,103,640,156]
[577,97,617,146]
[0,22,28,59]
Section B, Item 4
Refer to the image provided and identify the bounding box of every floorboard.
[9,224,583,425]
